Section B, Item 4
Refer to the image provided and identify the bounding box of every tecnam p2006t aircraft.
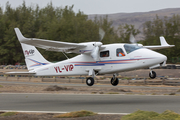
[7,28,174,86]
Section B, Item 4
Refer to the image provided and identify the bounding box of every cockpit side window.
[100,51,109,57]
[116,48,125,57]
[124,44,141,54]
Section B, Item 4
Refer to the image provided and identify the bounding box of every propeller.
[129,33,143,47]
[129,33,136,44]
[91,46,100,61]
[99,28,105,42]
[91,28,105,61]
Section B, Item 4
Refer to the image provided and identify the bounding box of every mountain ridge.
[88,8,180,40]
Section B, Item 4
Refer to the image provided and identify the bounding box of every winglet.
[14,28,27,42]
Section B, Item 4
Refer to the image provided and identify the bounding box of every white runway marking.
[0,110,130,115]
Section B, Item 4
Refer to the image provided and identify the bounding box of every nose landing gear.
[149,70,156,79]
[111,74,119,86]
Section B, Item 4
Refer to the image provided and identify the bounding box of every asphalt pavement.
[0,93,180,114]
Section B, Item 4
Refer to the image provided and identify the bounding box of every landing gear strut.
[111,74,119,86]
[149,70,156,79]
[86,77,94,86]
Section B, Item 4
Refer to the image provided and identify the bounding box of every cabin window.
[116,48,125,57]
[100,51,109,57]
[124,44,141,54]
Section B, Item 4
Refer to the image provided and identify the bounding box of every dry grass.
[106,92,119,94]
[0,112,18,116]
[54,110,97,118]
[177,89,180,92]
[121,110,180,120]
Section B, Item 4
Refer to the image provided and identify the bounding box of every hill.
[88,8,180,40]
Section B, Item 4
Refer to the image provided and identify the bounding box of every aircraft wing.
[143,36,175,50]
[14,28,86,53]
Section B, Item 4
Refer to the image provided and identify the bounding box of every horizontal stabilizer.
[144,36,175,50]
[5,72,36,75]
[144,45,175,50]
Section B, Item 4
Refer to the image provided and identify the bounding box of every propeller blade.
[130,33,136,43]
[99,28,105,41]
[91,46,100,61]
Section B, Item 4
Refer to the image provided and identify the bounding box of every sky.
[0,0,180,15]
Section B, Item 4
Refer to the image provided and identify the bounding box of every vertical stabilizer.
[14,28,51,70]
[20,43,51,70]
[160,36,169,46]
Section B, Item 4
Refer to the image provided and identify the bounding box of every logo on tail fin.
[24,49,35,56]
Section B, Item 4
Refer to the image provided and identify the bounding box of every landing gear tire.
[86,77,94,86]
[111,77,119,86]
[149,71,156,79]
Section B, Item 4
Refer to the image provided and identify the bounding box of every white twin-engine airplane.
[7,28,174,86]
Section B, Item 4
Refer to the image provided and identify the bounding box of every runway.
[0,93,180,113]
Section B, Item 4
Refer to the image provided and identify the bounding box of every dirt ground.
[0,82,180,95]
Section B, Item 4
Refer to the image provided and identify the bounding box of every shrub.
[0,112,18,116]
[121,110,180,120]
[54,110,97,118]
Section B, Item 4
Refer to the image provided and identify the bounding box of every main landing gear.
[86,77,94,86]
[86,74,119,86]
[149,70,156,79]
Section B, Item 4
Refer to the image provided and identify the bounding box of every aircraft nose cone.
[138,49,167,65]
[161,54,167,62]
[152,51,167,63]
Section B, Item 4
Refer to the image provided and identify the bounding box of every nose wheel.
[111,74,119,86]
[111,77,119,86]
[149,70,156,79]
[86,77,94,86]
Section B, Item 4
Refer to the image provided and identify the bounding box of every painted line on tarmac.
[0,110,130,115]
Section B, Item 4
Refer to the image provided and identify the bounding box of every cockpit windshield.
[124,44,142,54]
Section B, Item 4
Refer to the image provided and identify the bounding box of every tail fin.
[20,43,51,70]
[14,28,51,70]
